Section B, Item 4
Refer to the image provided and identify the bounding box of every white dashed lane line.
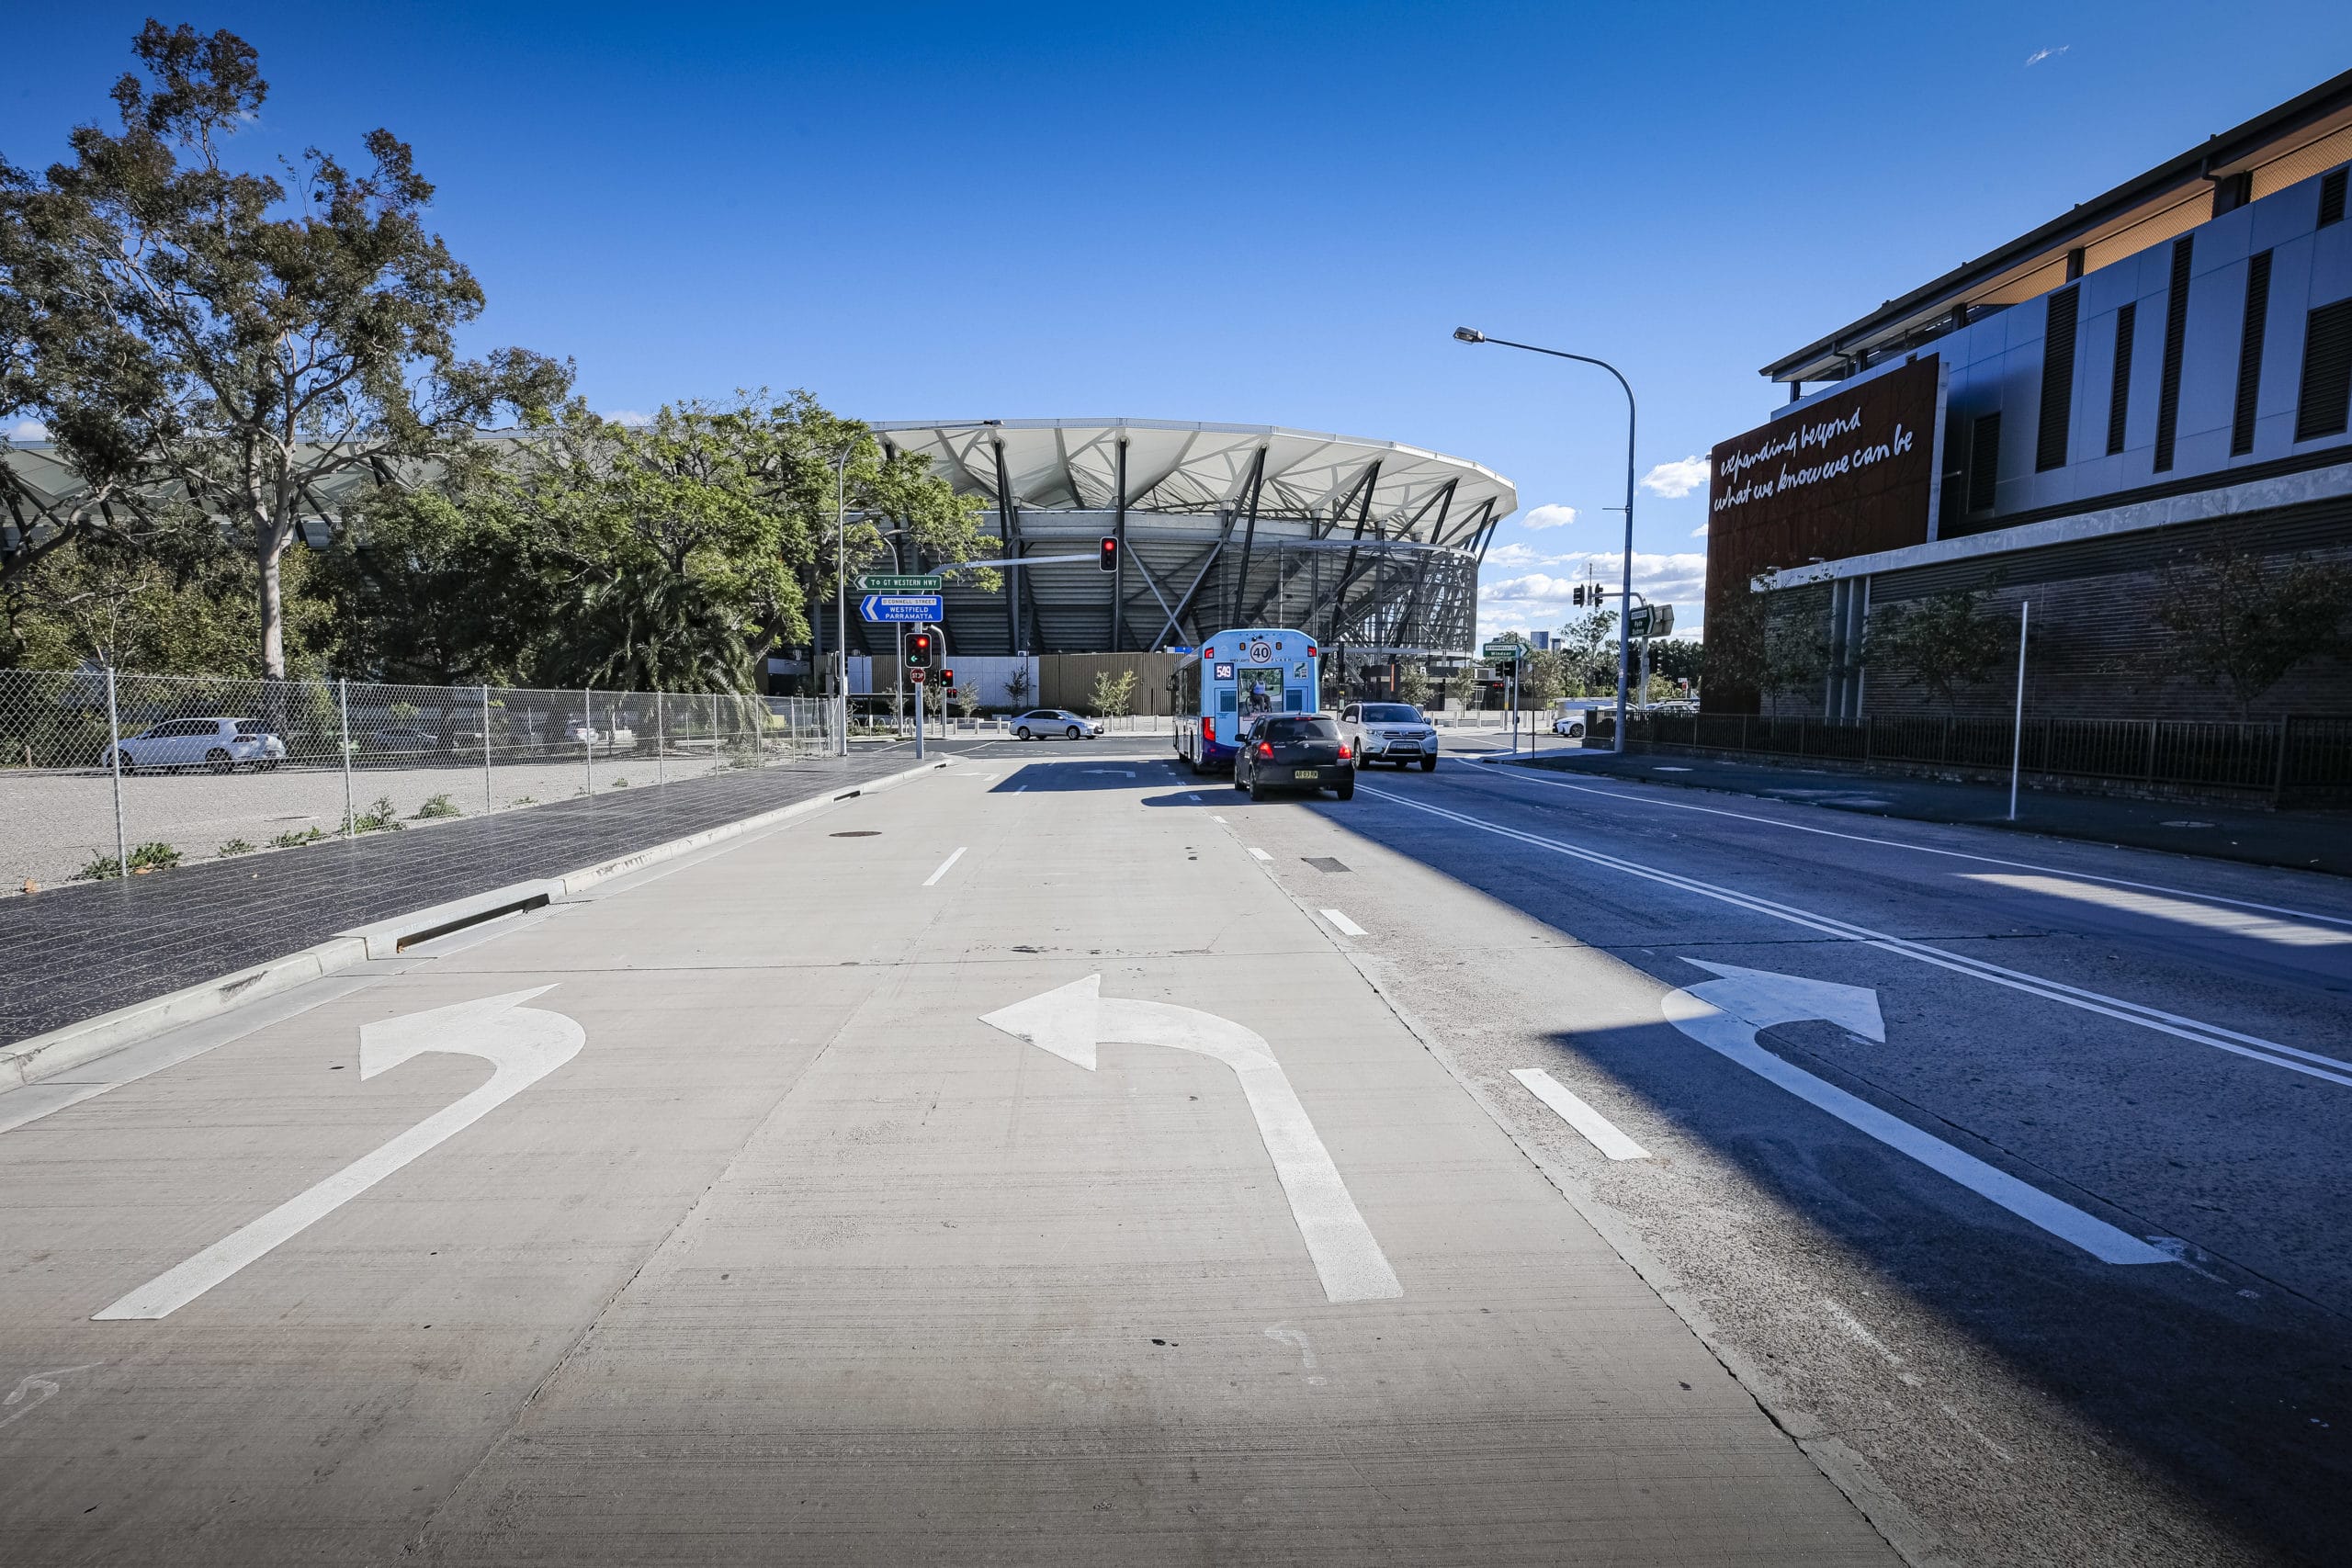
[1248,848,1273,862]
[1510,1068,1652,1161]
[1319,908,1367,937]
[923,847,967,886]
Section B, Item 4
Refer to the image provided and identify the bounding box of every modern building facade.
[1706,69,2352,718]
[822,420,1514,662]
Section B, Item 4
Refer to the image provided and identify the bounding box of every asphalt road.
[0,732,2343,1564]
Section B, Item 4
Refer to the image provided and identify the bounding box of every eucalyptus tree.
[0,21,565,677]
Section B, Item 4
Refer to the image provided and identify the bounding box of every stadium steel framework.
[838,419,1515,658]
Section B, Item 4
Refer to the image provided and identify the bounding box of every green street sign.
[1481,642,1521,661]
[861,573,944,593]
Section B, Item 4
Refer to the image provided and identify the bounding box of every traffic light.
[1099,536,1119,572]
[940,668,955,686]
[1571,584,1586,607]
[906,630,934,670]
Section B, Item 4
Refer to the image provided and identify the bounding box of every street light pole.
[1454,328,1637,754]
[833,445,852,757]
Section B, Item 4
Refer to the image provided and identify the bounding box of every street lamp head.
[1452,327,1486,344]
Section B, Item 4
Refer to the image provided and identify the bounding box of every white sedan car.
[1010,709,1102,739]
[1338,702,1439,770]
[1552,714,1588,738]
[107,716,287,773]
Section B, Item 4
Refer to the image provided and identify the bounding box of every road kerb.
[0,759,950,1089]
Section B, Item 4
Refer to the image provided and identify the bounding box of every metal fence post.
[2274,715,2291,803]
[583,686,594,797]
[481,684,494,813]
[657,692,667,785]
[339,677,355,839]
[104,664,128,873]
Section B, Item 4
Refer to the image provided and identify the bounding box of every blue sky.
[9,2,2350,641]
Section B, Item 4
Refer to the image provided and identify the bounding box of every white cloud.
[2025,44,2068,65]
[1478,550,1711,638]
[5,418,50,442]
[1690,523,1709,537]
[1521,502,1578,530]
[1484,541,1580,570]
[1639,455,1710,499]
[603,409,654,427]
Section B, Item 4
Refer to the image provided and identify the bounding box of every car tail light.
[1203,717,1215,744]
[1338,742,1351,760]
[1257,741,1273,758]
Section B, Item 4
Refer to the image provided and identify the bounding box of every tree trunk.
[256,530,288,679]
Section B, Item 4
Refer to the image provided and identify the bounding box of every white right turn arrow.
[983,976,1403,1303]
[1663,960,2167,1266]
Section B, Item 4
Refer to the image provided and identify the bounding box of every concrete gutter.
[0,759,950,1089]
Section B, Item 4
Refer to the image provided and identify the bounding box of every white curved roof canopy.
[870,419,1516,546]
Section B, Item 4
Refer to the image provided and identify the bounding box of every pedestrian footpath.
[1493,746,2352,877]
[6,747,933,1047]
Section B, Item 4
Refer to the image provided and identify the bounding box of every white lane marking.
[1510,1068,1650,1160]
[1361,784,2352,1088]
[1664,961,2166,1264]
[0,1363,102,1429]
[1014,784,1027,793]
[95,988,583,1320]
[1187,793,1204,802]
[1464,762,2352,931]
[1084,769,1138,778]
[923,846,968,886]
[1319,908,1368,937]
[1212,814,1227,822]
[1264,1325,1326,1383]
[1962,873,2352,947]
[982,976,1403,1303]
[1248,848,1273,862]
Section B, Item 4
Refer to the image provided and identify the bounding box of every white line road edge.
[981,975,1403,1304]
[1510,1068,1651,1160]
[1358,784,2352,1088]
[1318,908,1368,937]
[923,847,968,886]
[1464,760,2352,931]
[95,987,586,1320]
[1248,848,1273,862]
[1665,962,2167,1264]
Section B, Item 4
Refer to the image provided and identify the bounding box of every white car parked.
[1338,702,1439,771]
[106,716,287,773]
[564,719,637,752]
[1010,709,1102,739]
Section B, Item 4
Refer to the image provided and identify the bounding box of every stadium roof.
[869,418,1516,547]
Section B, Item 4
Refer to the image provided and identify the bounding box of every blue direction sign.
[860,593,944,623]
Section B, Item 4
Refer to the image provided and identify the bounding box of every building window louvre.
[2230,252,2273,457]
[2036,286,2080,471]
[2107,301,2137,456]
[2295,298,2352,442]
[2154,236,2194,472]
[2320,167,2346,228]
[1966,412,2002,512]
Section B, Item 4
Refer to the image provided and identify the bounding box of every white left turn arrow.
[982,976,1403,1303]
[1661,960,2166,1265]
[95,987,584,1320]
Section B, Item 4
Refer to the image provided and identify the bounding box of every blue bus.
[1171,627,1322,773]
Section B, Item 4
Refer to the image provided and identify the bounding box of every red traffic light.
[1099,536,1119,572]
[906,631,933,669]
[940,668,955,685]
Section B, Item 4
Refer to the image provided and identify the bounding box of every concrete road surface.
[0,734,2342,1564]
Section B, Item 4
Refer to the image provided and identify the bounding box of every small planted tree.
[1395,662,1433,710]
[1872,584,2014,716]
[1002,665,1033,707]
[1087,668,1137,717]
[2152,537,2352,716]
[951,682,980,720]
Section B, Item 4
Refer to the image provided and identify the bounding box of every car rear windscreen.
[1264,718,1340,742]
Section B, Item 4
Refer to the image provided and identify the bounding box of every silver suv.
[1337,702,1438,771]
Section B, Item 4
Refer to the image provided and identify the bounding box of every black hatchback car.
[1234,715,1355,801]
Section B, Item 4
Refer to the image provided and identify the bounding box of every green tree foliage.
[1088,668,1137,717]
[1554,608,1619,694]
[1871,583,2015,716]
[1520,649,1568,708]
[1648,638,1703,683]
[2151,537,2352,716]
[0,21,566,675]
[1394,662,1433,710]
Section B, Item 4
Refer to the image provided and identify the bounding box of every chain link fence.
[0,666,834,892]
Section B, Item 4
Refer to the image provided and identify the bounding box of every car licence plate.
[1291,768,1321,782]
